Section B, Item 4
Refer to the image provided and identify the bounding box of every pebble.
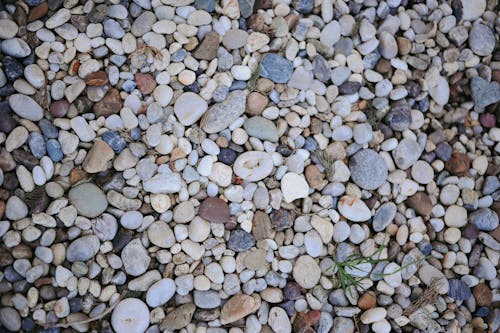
[338,196,371,222]
[469,208,499,231]
[111,298,150,333]
[469,24,495,56]
[66,235,100,262]
[293,255,321,289]
[174,92,208,126]
[259,54,293,83]
[146,278,176,307]
[471,77,500,109]
[202,90,246,133]
[121,239,151,276]
[8,94,44,121]
[234,151,274,181]
[68,183,108,218]
[281,172,310,203]
[349,149,388,190]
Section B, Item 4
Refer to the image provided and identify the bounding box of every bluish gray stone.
[259,54,293,83]
[448,279,472,301]
[38,119,59,139]
[471,76,500,109]
[294,0,314,13]
[349,148,388,190]
[312,55,330,83]
[193,290,221,309]
[228,229,255,252]
[102,131,127,153]
[195,0,215,12]
[46,139,63,162]
[372,202,397,232]
[469,208,499,231]
[238,0,255,18]
[28,132,46,159]
[244,116,279,142]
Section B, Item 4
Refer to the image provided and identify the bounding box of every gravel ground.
[0,0,499,332]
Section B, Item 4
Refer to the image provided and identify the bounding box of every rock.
[147,221,175,248]
[223,29,249,49]
[331,317,354,333]
[349,149,388,190]
[320,21,341,46]
[160,303,196,331]
[259,53,293,83]
[94,88,122,117]
[293,255,321,289]
[85,71,108,86]
[8,94,44,121]
[82,141,115,173]
[338,196,371,222]
[199,197,230,223]
[268,307,291,333]
[0,307,22,332]
[418,264,449,294]
[201,90,246,133]
[220,294,256,324]
[66,235,100,262]
[378,31,398,59]
[281,172,309,203]
[469,24,495,56]
[146,278,176,307]
[111,298,150,333]
[194,290,221,309]
[228,229,255,251]
[131,12,155,36]
[174,92,208,126]
[1,38,32,58]
[392,138,421,169]
[135,73,156,95]
[372,202,397,232]
[252,211,273,240]
[469,208,499,231]
[471,76,500,109]
[461,0,486,20]
[406,192,432,216]
[270,209,295,231]
[0,20,18,39]
[358,292,377,310]
[472,283,492,306]
[193,31,220,60]
[244,116,279,142]
[143,173,182,193]
[234,151,274,181]
[445,152,470,176]
[69,183,108,218]
[448,279,472,301]
[360,308,386,324]
[121,239,151,277]
[428,76,450,106]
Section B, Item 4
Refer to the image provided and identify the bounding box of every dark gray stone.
[349,148,388,190]
[227,229,255,252]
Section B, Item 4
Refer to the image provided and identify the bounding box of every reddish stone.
[406,192,433,216]
[85,71,109,86]
[0,201,5,219]
[479,113,496,128]
[135,73,156,95]
[28,2,48,22]
[292,311,321,333]
[358,292,377,310]
[473,283,492,306]
[68,60,80,76]
[491,225,500,242]
[50,100,69,118]
[305,165,326,190]
[445,152,471,176]
[198,197,230,223]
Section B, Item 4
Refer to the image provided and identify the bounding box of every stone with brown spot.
[198,197,230,223]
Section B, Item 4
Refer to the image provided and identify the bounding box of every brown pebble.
[192,31,220,61]
[491,225,500,242]
[93,88,122,117]
[85,71,109,86]
[304,165,326,190]
[462,223,479,240]
[28,2,48,22]
[50,100,70,118]
[375,59,392,74]
[473,283,492,306]
[135,73,156,95]
[406,192,433,216]
[0,201,5,219]
[252,210,273,240]
[397,37,412,55]
[246,92,268,116]
[70,168,87,184]
[82,141,115,173]
[248,14,265,31]
[358,292,377,310]
[198,197,230,223]
[445,152,471,176]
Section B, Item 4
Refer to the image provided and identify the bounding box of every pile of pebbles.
[0,0,499,332]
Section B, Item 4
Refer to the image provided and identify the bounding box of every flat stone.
[349,149,388,190]
[143,173,182,194]
[281,172,309,203]
[372,202,397,232]
[194,290,221,309]
[228,229,255,251]
[174,92,208,126]
[244,116,279,142]
[201,90,246,133]
[193,31,220,61]
[222,29,249,49]
[448,279,472,301]
[259,53,293,83]
[293,255,321,289]
[121,239,151,276]
[160,303,196,331]
[148,221,175,248]
[66,235,100,262]
[471,76,500,109]
[461,0,486,20]
[418,264,449,294]
[469,24,495,56]
[111,298,150,333]
[220,294,256,324]
[146,278,176,307]
[469,208,499,231]
[68,183,108,218]
[338,196,371,222]
[8,94,44,121]
[131,12,156,36]
[198,197,230,223]
[82,141,115,173]
[0,20,18,39]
